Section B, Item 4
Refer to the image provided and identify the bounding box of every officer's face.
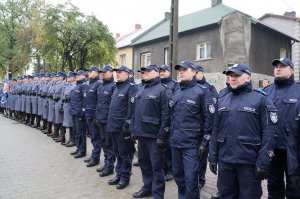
[143,69,159,81]
[101,71,113,81]
[196,71,204,81]
[178,67,196,81]
[67,76,75,83]
[88,70,98,79]
[159,69,170,79]
[274,64,293,79]
[75,74,85,81]
[115,71,129,82]
[228,73,251,89]
[139,72,145,80]
[57,76,64,81]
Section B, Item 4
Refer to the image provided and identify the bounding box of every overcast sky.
[49,0,300,36]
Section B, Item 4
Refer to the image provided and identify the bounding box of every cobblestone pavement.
[0,115,267,199]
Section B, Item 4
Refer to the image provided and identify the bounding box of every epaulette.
[263,83,273,90]
[197,83,207,90]
[161,83,168,88]
[253,88,267,96]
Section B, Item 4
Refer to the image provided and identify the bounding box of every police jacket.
[70,79,88,116]
[133,77,171,139]
[95,77,115,124]
[197,77,218,104]
[161,76,180,93]
[264,75,300,149]
[107,79,137,133]
[209,82,278,170]
[264,75,300,174]
[84,77,100,120]
[170,77,214,148]
[293,103,300,175]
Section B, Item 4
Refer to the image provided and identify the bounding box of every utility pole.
[169,0,179,79]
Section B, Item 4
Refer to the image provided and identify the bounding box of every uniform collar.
[89,76,99,84]
[180,76,197,90]
[230,81,252,95]
[76,79,86,84]
[161,76,172,84]
[144,77,161,87]
[103,76,114,84]
[116,78,130,87]
[197,76,206,85]
[274,74,295,88]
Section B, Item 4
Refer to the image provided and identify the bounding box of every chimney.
[135,24,142,30]
[115,33,120,39]
[211,0,222,7]
[165,12,171,20]
[283,11,296,18]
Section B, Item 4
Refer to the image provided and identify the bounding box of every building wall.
[260,17,300,80]
[116,47,134,69]
[133,27,223,73]
[249,24,292,76]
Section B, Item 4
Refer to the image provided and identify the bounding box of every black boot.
[30,114,35,127]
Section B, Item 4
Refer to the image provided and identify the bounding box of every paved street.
[0,115,267,199]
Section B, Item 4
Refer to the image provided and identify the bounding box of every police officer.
[53,72,67,142]
[95,65,116,176]
[84,66,101,167]
[25,75,33,125]
[35,74,45,129]
[70,70,88,158]
[194,64,218,189]
[170,60,214,199]
[46,73,57,138]
[62,71,76,147]
[29,74,40,127]
[159,64,180,182]
[209,63,278,199]
[41,73,52,133]
[107,65,137,189]
[263,58,300,199]
[131,64,171,198]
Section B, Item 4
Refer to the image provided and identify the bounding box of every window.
[197,42,211,60]
[141,52,151,67]
[164,48,169,65]
[280,48,286,58]
[119,54,126,65]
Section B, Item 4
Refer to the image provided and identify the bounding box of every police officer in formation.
[169,61,214,199]
[84,66,101,167]
[95,65,116,177]
[132,64,172,198]
[263,58,300,199]
[159,64,180,182]
[107,65,137,189]
[62,72,77,147]
[2,58,300,199]
[70,70,88,158]
[209,64,278,199]
[195,64,218,189]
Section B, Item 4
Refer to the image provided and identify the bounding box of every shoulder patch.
[253,88,267,96]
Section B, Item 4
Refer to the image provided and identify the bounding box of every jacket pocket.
[238,135,261,145]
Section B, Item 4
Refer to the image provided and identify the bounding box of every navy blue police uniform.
[195,64,219,188]
[209,64,278,199]
[70,70,88,157]
[132,64,172,198]
[264,58,300,199]
[107,66,137,189]
[84,66,101,166]
[95,65,116,176]
[160,64,180,181]
[170,61,214,199]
